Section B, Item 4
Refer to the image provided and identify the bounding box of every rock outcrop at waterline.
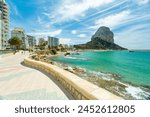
[74,26,126,50]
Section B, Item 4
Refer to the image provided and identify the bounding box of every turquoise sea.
[50,51,150,99]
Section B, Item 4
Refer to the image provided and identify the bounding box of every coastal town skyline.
[6,0,150,49]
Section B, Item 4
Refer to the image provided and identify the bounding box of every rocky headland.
[74,26,127,50]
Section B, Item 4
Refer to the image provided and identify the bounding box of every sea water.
[50,51,150,99]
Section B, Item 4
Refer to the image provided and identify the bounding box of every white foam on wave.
[88,70,150,99]
[64,56,89,60]
[126,86,150,99]
[88,71,114,80]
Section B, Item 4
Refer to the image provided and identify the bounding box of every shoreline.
[46,59,129,99]
[29,52,125,100]
[76,49,127,52]
[46,52,150,100]
[25,56,123,100]
[43,53,127,99]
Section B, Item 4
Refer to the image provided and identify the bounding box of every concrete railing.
[24,57,123,100]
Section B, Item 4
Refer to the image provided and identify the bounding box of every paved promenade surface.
[0,52,69,100]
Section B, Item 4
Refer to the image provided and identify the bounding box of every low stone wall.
[24,57,123,100]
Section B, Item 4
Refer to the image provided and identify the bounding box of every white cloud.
[42,12,51,18]
[28,29,62,37]
[44,24,51,29]
[71,30,77,34]
[37,16,42,24]
[90,11,130,29]
[77,34,87,38]
[137,0,149,5]
[9,0,20,16]
[59,38,71,44]
[49,0,114,22]
[13,5,20,16]
[37,16,51,29]
[115,24,150,49]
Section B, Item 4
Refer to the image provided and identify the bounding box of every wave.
[48,58,150,100]
[64,56,90,61]
[86,70,150,100]
[125,86,150,100]
[88,70,121,80]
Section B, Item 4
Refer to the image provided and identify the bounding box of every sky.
[6,0,150,49]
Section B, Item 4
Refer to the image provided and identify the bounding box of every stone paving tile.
[0,53,69,100]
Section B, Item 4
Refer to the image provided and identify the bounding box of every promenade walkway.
[0,52,70,100]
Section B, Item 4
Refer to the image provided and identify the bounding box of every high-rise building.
[27,35,36,49]
[11,28,29,49]
[48,36,59,48]
[0,11,2,50]
[0,0,9,50]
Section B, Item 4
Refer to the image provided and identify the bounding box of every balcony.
[2,12,8,16]
[4,25,9,28]
[3,4,8,9]
[2,17,8,21]
[2,18,8,22]
[3,8,8,13]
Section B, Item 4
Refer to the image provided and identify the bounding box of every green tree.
[8,37,22,50]
[59,44,67,52]
[38,38,47,50]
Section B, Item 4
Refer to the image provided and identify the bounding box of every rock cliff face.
[74,26,126,50]
[92,26,114,43]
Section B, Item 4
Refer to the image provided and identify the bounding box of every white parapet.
[24,57,124,100]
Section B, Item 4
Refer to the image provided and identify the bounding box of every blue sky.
[6,0,150,49]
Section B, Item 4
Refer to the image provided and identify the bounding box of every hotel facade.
[0,0,9,50]
[48,36,59,48]
[11,28,29,49]
[27,35,36,50]
[0,11,2,49]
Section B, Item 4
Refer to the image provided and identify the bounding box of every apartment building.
[11,28,29,49]
[27,35,36,49]
[0,0,9,50]
[48,36,59,48]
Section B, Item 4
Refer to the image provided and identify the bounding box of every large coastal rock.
[74,26,126,50]
[92,26,114,43]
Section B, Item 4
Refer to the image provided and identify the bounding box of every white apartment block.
[11,28,29,49]
[27,35,36,49]
[0,0,9,50]
[48,36,59,48]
